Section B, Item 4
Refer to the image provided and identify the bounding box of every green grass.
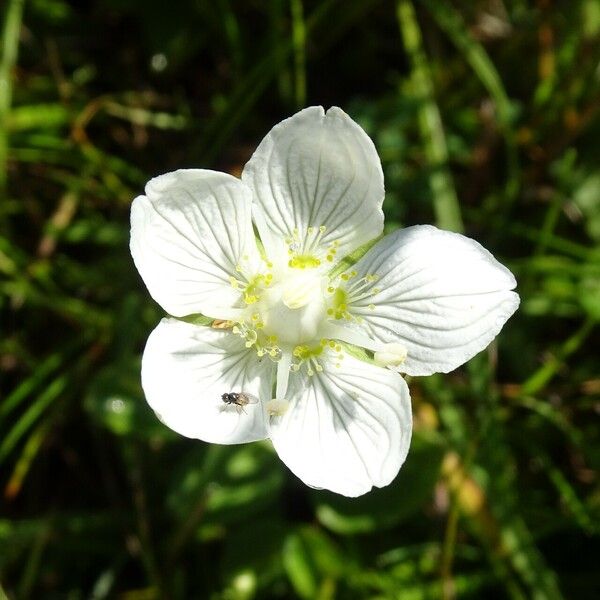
[1,0,599,598]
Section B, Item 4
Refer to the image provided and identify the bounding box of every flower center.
[258,270,327,346]
[228,260,329,353]
[227,243,381,370]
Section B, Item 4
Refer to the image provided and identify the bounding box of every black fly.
[221,392,258,414]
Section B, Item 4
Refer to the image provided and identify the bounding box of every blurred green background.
[1,0,599,598]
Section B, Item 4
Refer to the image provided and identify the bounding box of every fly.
[221,392,258,414]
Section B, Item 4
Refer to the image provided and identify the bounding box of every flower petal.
[335,225,520,376]
[269,352,412,497]
[242,106,384,266]
[141,318,274,443]
[131,169,261,319]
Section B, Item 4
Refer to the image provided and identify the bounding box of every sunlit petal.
[269,351,412,497]
[242,106,384,269]
[142,318,274,443]
[335,225,520,375]
[131,169,261,319]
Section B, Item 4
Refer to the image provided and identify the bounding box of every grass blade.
[396,0,464,233]
[0,0,25,198]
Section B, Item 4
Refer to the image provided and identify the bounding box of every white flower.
[130,106,519,497]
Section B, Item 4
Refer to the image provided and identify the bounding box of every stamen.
[228,257,273,304]
[276,351,292,400]
[325,271,380,322]
[286,225,334,269]
[232,321,281,361]
[321,323,383,353]
[290,340,343,375]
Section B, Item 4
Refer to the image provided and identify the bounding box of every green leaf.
[7,104,71,131]
[84,361,173,441]
[283,527,345,599]
[166,443,284,533]
[283,531,318,599]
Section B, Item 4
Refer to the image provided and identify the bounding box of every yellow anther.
[288,255,321,269]
[285,224,331,269]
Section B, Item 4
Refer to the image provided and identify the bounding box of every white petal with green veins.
[336,225,520,375]
[242,106,384,269]
[269,351,412,497]
[130,169,262,319]
[142,318,274,443]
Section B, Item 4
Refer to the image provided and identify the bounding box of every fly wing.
[241,393,259,405]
